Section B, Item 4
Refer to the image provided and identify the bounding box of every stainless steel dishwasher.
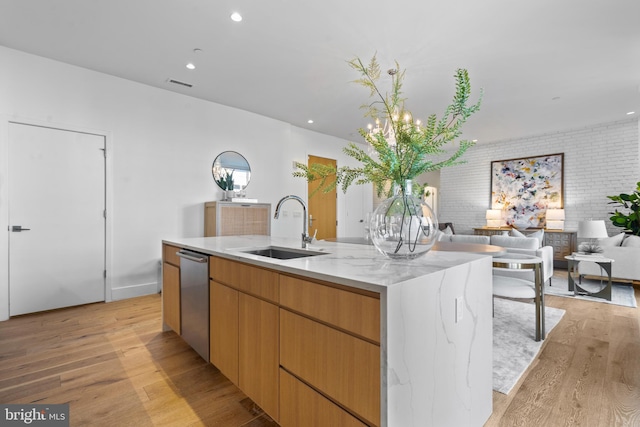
[176,249,209,361]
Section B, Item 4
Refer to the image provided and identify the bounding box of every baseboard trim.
[111,282,159,301]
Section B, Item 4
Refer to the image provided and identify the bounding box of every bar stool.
[492,254,545,341]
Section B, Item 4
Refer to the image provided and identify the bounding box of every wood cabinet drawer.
[280,309,380,426]
[162,244,181,266]
[279,275,380,343]
[210,256,279,303]
[279,369,367,427]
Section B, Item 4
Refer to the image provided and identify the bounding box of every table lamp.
[577,219,608,254]
[545,209,565,230]
[486,209,502,227]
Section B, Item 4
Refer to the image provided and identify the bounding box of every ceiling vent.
[166,78,193,88]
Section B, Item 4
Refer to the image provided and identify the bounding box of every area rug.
[493,298,565,394]
[546,270,637,308]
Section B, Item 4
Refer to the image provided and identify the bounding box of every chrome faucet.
[274,195,313,248]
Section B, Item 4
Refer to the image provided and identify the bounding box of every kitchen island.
[161,235,493,427]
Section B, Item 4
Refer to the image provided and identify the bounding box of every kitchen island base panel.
[384,257,493,427]
[162,236,493,427]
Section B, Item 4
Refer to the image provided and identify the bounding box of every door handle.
[309,214,313,227]
[11,225,31,232]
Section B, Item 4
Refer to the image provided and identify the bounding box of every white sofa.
[578,233,640,282]
[437,233,554,285]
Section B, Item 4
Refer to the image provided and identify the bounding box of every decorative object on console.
[294,55,482,259]
[607,181,640,236]
[212,151,251,200]
[486,209,503,227]
[545,209,565,230]
[490,153,564,228]
[577,219,609,254]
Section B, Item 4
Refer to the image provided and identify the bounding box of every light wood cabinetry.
[209,256,279,422]
[209,280,238,385]
[279,369,367,427]
[239,293,279,420]
[279,275,380,343]
[280,309,380,426]
[210,256,279,303]
[193,253,381,426]
[279,275,381,427]
[204,201,271,237]
[161,244,181,333]
[473,227,577,268]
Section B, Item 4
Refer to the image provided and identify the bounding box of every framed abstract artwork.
[490,153,564,228]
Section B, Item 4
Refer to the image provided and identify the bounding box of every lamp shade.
[486,209,502,227]
[577,220,608,239]
[545,209,565,230]
[545,209,565,221]
[486,209,502,220]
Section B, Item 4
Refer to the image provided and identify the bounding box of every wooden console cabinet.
[474,227,577,268]
[204,201,271,237]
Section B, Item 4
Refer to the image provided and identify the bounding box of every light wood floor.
[1,285,639,426]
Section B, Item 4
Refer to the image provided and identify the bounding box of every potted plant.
[294,55,482,258]
[607,181,640,236]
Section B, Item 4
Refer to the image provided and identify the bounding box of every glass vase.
[369,182,439,259]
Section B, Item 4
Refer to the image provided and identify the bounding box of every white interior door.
[8,123,105,316]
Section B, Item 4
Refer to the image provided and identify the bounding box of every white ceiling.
[1,0,639,144]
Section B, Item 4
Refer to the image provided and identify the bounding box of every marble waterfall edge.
[384,256,493,426]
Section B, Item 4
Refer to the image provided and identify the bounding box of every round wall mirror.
[212,151,251,191]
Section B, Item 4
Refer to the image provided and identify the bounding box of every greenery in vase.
[607,181,640,236]
[294,55,482,197]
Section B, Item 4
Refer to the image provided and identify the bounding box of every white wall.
[439,118,640,235]
[0,46,372,320]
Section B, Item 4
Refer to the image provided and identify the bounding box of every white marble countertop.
[162,235,489,294]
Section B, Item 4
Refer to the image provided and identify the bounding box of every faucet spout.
[274,195,312,248]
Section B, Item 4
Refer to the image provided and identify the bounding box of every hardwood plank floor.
[1,285,638,426]
[486,284,640,427]
[0,295,276,427]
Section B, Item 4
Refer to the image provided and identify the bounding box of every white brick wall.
[440,118,640,235]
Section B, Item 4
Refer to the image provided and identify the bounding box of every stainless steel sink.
[238,246,327,260]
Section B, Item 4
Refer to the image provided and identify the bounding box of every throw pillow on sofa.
[622,235,640,247]
[598,232,626,247]
[491,235,539,250]
[510,228,544,248]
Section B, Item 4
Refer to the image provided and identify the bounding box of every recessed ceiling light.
[307,119,314,124]
[472,139,478,142]
[230,12,242,22]
[627,111,635,115]
[186,63,195,70]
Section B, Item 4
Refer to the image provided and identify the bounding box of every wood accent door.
[162,244,181,334]
[279,369,367,427]
[239,293,279,422]
[307,155,336,240]
[209,280,239,385]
